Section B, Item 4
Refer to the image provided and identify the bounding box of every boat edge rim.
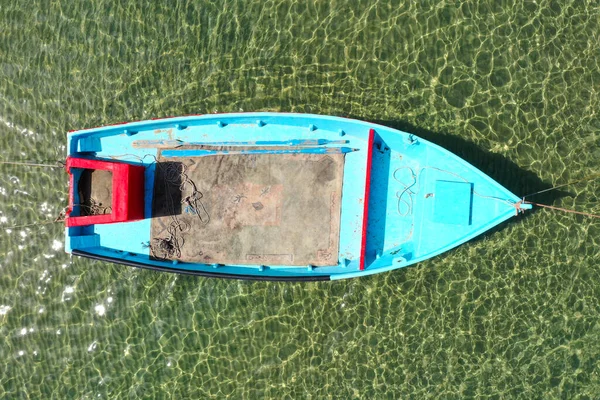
[71,249,332,282]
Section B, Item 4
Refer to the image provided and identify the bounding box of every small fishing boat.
[64,113,531,280]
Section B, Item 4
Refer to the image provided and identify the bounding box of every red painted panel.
[65,157,145,227]
[359,129,375,270]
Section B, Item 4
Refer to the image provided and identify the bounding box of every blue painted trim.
[133,138,349,148]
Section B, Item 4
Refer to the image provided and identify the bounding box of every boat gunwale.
[72,249,332,281]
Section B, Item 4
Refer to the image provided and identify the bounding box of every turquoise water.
[1,0,600,398]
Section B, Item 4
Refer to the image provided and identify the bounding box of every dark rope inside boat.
[148,220,188,259]
[77,199,112,216]
[76,169,112,216]
[179,164,210,225]
[148,160,209,260]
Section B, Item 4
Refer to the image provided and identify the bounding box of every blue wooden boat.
[64,113,531,280]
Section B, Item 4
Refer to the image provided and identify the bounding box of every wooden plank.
[133,138,349,148]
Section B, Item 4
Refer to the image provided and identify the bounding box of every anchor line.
[522,172,600,199]
[0,160,65,168]
[523,201,600,219]
[3,220,64,230]
[518,172,600,218]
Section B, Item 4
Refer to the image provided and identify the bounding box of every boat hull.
[65,113,525,280]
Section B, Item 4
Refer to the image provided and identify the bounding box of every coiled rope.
[392,165,515,217]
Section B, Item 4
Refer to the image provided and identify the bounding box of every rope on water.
[0,160,65,168]
[522,172,600,199]
[2,206,68,230]
[523,201,600,219]
[519,172,600,218]
[3,219,63,230]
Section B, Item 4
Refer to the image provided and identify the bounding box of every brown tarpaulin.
[150,152,344,266]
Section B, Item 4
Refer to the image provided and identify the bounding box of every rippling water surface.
[1,1,600,398]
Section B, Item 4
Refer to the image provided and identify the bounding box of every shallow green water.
[1,0,600,398]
